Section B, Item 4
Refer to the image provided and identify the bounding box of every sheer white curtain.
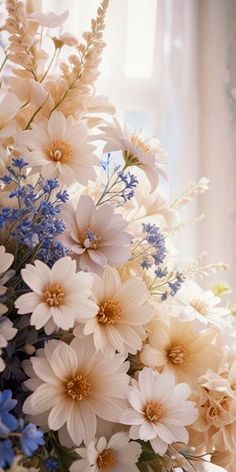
[45,0,236,293]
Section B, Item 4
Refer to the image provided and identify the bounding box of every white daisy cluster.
[0,1,234,471]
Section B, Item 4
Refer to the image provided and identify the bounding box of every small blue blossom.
[140,223,166,268]
[19,421,45,457]
[42,179,60,192]
[168,275,184,296]
[0,439,14,468]
[0,163,67,265]
[56,190,69,203]
[0,390,17,435]
[155,267,168,279]
[118,171,138,202]
[11,158,28,169]
[44,457,60,471]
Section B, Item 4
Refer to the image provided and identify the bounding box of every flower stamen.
[97,449,117,470]
[80,228,101,249]
[168,345,189,365]
[43,284,65,307]
[144,401,166,423]
[48,140,73,162]
[97,300,122,325]
[66,374,91,400]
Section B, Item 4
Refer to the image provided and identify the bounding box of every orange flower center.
[129,134,151,154]
[43,283,65,307]
[80,228,101,249]
[144,401,166,423]
[65,374,91,400]
[48,140,72,162]
[190,298,208,315]
[97,449,117,470]
[168,344,189,365]
[97,300,122,325]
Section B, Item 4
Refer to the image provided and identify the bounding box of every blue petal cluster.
[118,171,138,201]
[44,457,60,470]
[0,390,17,435]
[0,390,44,468]
[0,161,68,265]
[17,419,45,456]
[141,223,166,269]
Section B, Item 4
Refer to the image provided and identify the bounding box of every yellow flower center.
[97,300,122,325]
[97,449,117,470]
[48,140,72,162]
[129,134,151,154]
[231,383,236,391]
[190,298,208,315]
[65,374,91,400]
[43,284,65,307]
[168,344,189,365]
[123,134,151,167]
[80,228,101,249]
[144,401,166,423]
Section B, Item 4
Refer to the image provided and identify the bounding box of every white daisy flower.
[60,196,131,274]
[15,256,97,334]
[15,111,98,186]
[98,118,166,192]
[176,280,230,330]
[74,266,154,355]
[70,432,141,472]
[140,316,221,384]
[23,338,129,446]
[121,367,198,456]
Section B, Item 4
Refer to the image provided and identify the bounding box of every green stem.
[0,54,8,73]
[40,47,57,82]
[24,94,49,130]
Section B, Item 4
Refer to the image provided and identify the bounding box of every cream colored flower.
[15,111,98,186]
[74,266,154,355]
[23,338,129,446]
[98,118,166,192]
[70,432,141,472]
[60,196,131,274]
[140,315,221,384]
[121,367,198,456]
[176,280,230,330]
[0,91,21,141]
[28,10,69,27]
[192,370,236,452]
[15,257,97,333]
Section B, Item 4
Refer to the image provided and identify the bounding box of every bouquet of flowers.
[0,1,235,471]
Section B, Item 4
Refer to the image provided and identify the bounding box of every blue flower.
[0,439,14,468]
[0,390,17,436]
[44,457,60,471]
[19,421,45,456]
[11,158,28,169]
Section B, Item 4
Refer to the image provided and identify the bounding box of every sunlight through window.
[125,0,157,78]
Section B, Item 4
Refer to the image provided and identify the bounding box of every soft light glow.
[125,0,157,78]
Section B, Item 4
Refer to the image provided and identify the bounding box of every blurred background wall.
[45,0,236,291]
